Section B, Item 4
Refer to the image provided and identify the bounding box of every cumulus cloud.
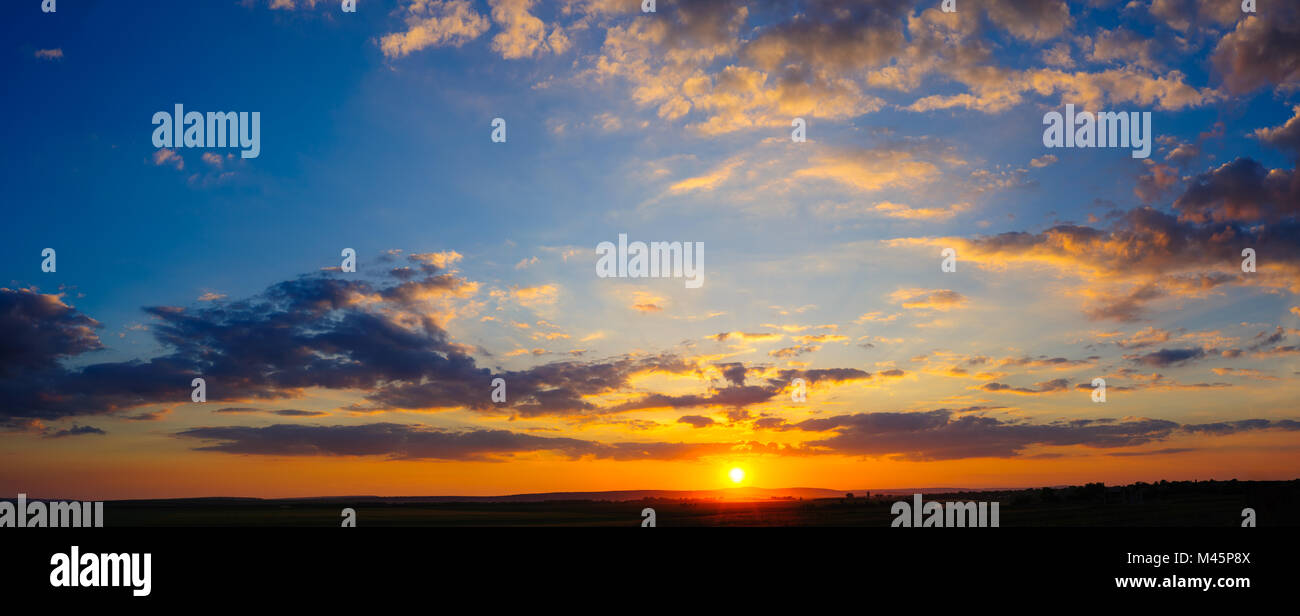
[1211,3,1300,94]
[894,183,1300,321]
[380,0,491,59]
[1253,106,1300,154]
[489,0,570,59]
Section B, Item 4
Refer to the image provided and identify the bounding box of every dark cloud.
[176,410,1300,463]
[271,409,328,417]
[1174,158,1300,223]
[768,344,820,358]
[742,0,910,73]
[772,368,872,385]
[766,409,1297,461]
[607,384,780,414]
[1127,347,1207,367]
[984,0,1073,42]
[45,425,106,439]
[956,195,1300,321]
[1211,3,1300,95]
[677,415,716,428]
[717,362,747,386]
[0,288,103,377]
[0,257,706,422]
[971,205,1299,278]
[362,353,698,418]
[0,256,480,421]
[1106,447,1196,457]
[1182,419,1300,435]
[1253,106,1300,154]
[0,255,881,425]
[798,410,1178,460]
[980,378,1071,394]
[175,422,777,462]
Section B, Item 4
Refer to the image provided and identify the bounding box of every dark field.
[99,479,1299,527]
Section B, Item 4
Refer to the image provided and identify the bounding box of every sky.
[2,0,1298,499]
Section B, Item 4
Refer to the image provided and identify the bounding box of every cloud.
[409,250,463,269]
[794,147,940,193]
[767,409,1298,461]
[1029,154,1058,168]
[1174,158,1300,223]
[584,0,890,135]
[668,159,741,194]
[769,344,820,358]
[0,255,481,421]
[979,378,1071,395]
[268,0,325,9]
[45,425,106,439]
[0,289,103,379]
[1148,0,1240,33]
[1126,347,1207,367]
[511,283,558,307]
[708,331,782,343]
[1211,4,1300,94]
[1253,106,1300,154]
[869,201,970,222]
[890,288,968,311]
[1087,27,1163,71]
[214,407,261,414]
[152,148,183,170]
[380,0,491,59]
[488,0,569,59]
[985,0,1073,42]
[172,412,1300,464]
[677,415,715,428]
[1115,327,1172,349]
[894,191,1300,321]
[906,66,1215,113]
[176,422,775,461]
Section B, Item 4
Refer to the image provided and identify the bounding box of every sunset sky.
[3,0,1298,499]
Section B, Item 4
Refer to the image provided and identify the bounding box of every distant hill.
[100,485,990,504]
[294,486,992,503]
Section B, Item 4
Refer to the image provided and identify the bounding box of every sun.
[728,467,746,484]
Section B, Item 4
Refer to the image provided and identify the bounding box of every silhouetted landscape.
[91,479,1299,526]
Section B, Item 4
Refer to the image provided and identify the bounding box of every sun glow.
[729,467,745,484]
